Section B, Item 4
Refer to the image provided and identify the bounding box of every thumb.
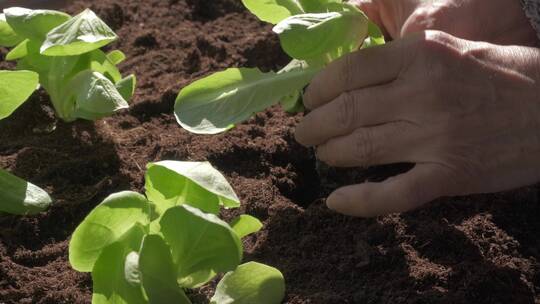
[326,163,452,217]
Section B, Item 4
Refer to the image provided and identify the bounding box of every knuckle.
[421,30,453,49]
[338,54,355,88]
[334,93,357,131]
[416,31,461,62]
[353,128,375,167]
[411,31,465,83]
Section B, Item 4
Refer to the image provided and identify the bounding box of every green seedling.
[69,160,285,304]
[0,70,39,119]
[0,168,52,215]
[174,0,384,134]
[0,7,136,122]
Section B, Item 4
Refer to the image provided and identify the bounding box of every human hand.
[295,31,540,217]
[350,0,538,46]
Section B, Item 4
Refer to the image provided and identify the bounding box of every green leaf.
[4,7,70,42]
[0,13,23,47]
[273,10,368,64]
[13,41,51,74]
[40,55,89,120]
[0,70,39,120]
[0,168,51,215]
[92,224,147,304]
[6,39,29,60]
[145,161,240,215]
[160,205,243,288]
[278,59,307,113]
[363,20,385,48]
[298,0,343,12]
[230,215,263,239]
[139,235,191,304]
[87,49,123,83]
[175,66,319,134]
[116,74,136,101]
[67,70,129,121]
[41,9,117,56]
[69,191,151,272]
[107,50,126,65]
[241,0,304,24]
[211,262,285,304]
[280,90,302,113]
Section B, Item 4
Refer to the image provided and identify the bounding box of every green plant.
[0,7,135,122]
[174,0,384,134]
[0,69,39,119]
[0,168,52,215]
[69,161,285,304]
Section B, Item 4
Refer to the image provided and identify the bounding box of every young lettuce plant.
[0,7,135,122]
[0,168,52,215]
[69,161,285,304]
[174,0,384,134]
[0,69,39,119]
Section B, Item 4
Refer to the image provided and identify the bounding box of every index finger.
[303,37,409,110]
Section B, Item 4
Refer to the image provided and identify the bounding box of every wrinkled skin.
[351,0,538,46]
[295,28,540,217]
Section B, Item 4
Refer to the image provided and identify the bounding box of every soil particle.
[0,0,539,303]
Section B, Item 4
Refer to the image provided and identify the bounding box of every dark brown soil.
[1,0,539,303]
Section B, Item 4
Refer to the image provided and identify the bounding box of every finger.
[316,121,420,167]
[303,38,409,110]
[326,163,451,217]
[295,83,407,147]
[353,0,425,39]
[350,0,384,28]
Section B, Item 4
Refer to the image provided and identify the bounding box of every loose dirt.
[0,0,538,303]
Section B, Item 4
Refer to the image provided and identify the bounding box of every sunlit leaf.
[6,39,29,60]
[0,13,23,46]
[273,10,368,64]
[211,262,285,304]
[298,0,343,12]
[92,224,147,304]
[278,59,308,113]
[241,0,303,24]
[230,215,263,238]
[116,74,136,101]
[69,191,151,272]
[0,70,39,120]
[139,235,191,304]
[87,49,123,83]
[41,9,117,56]
[145,161,240,214]
[363,20,385,48]
[4,7,70,42]
[160,205,242,288]
[0,168,51,215]
[175,66,318,134]
[107,49,127,65]
[67,70,129,121]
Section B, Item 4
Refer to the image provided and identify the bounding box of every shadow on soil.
[251,188,538,304]
[0,92,130,266]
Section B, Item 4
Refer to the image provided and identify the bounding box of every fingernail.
[302,87,314,110]
[293,121,310,147]
[326,190,347,211]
